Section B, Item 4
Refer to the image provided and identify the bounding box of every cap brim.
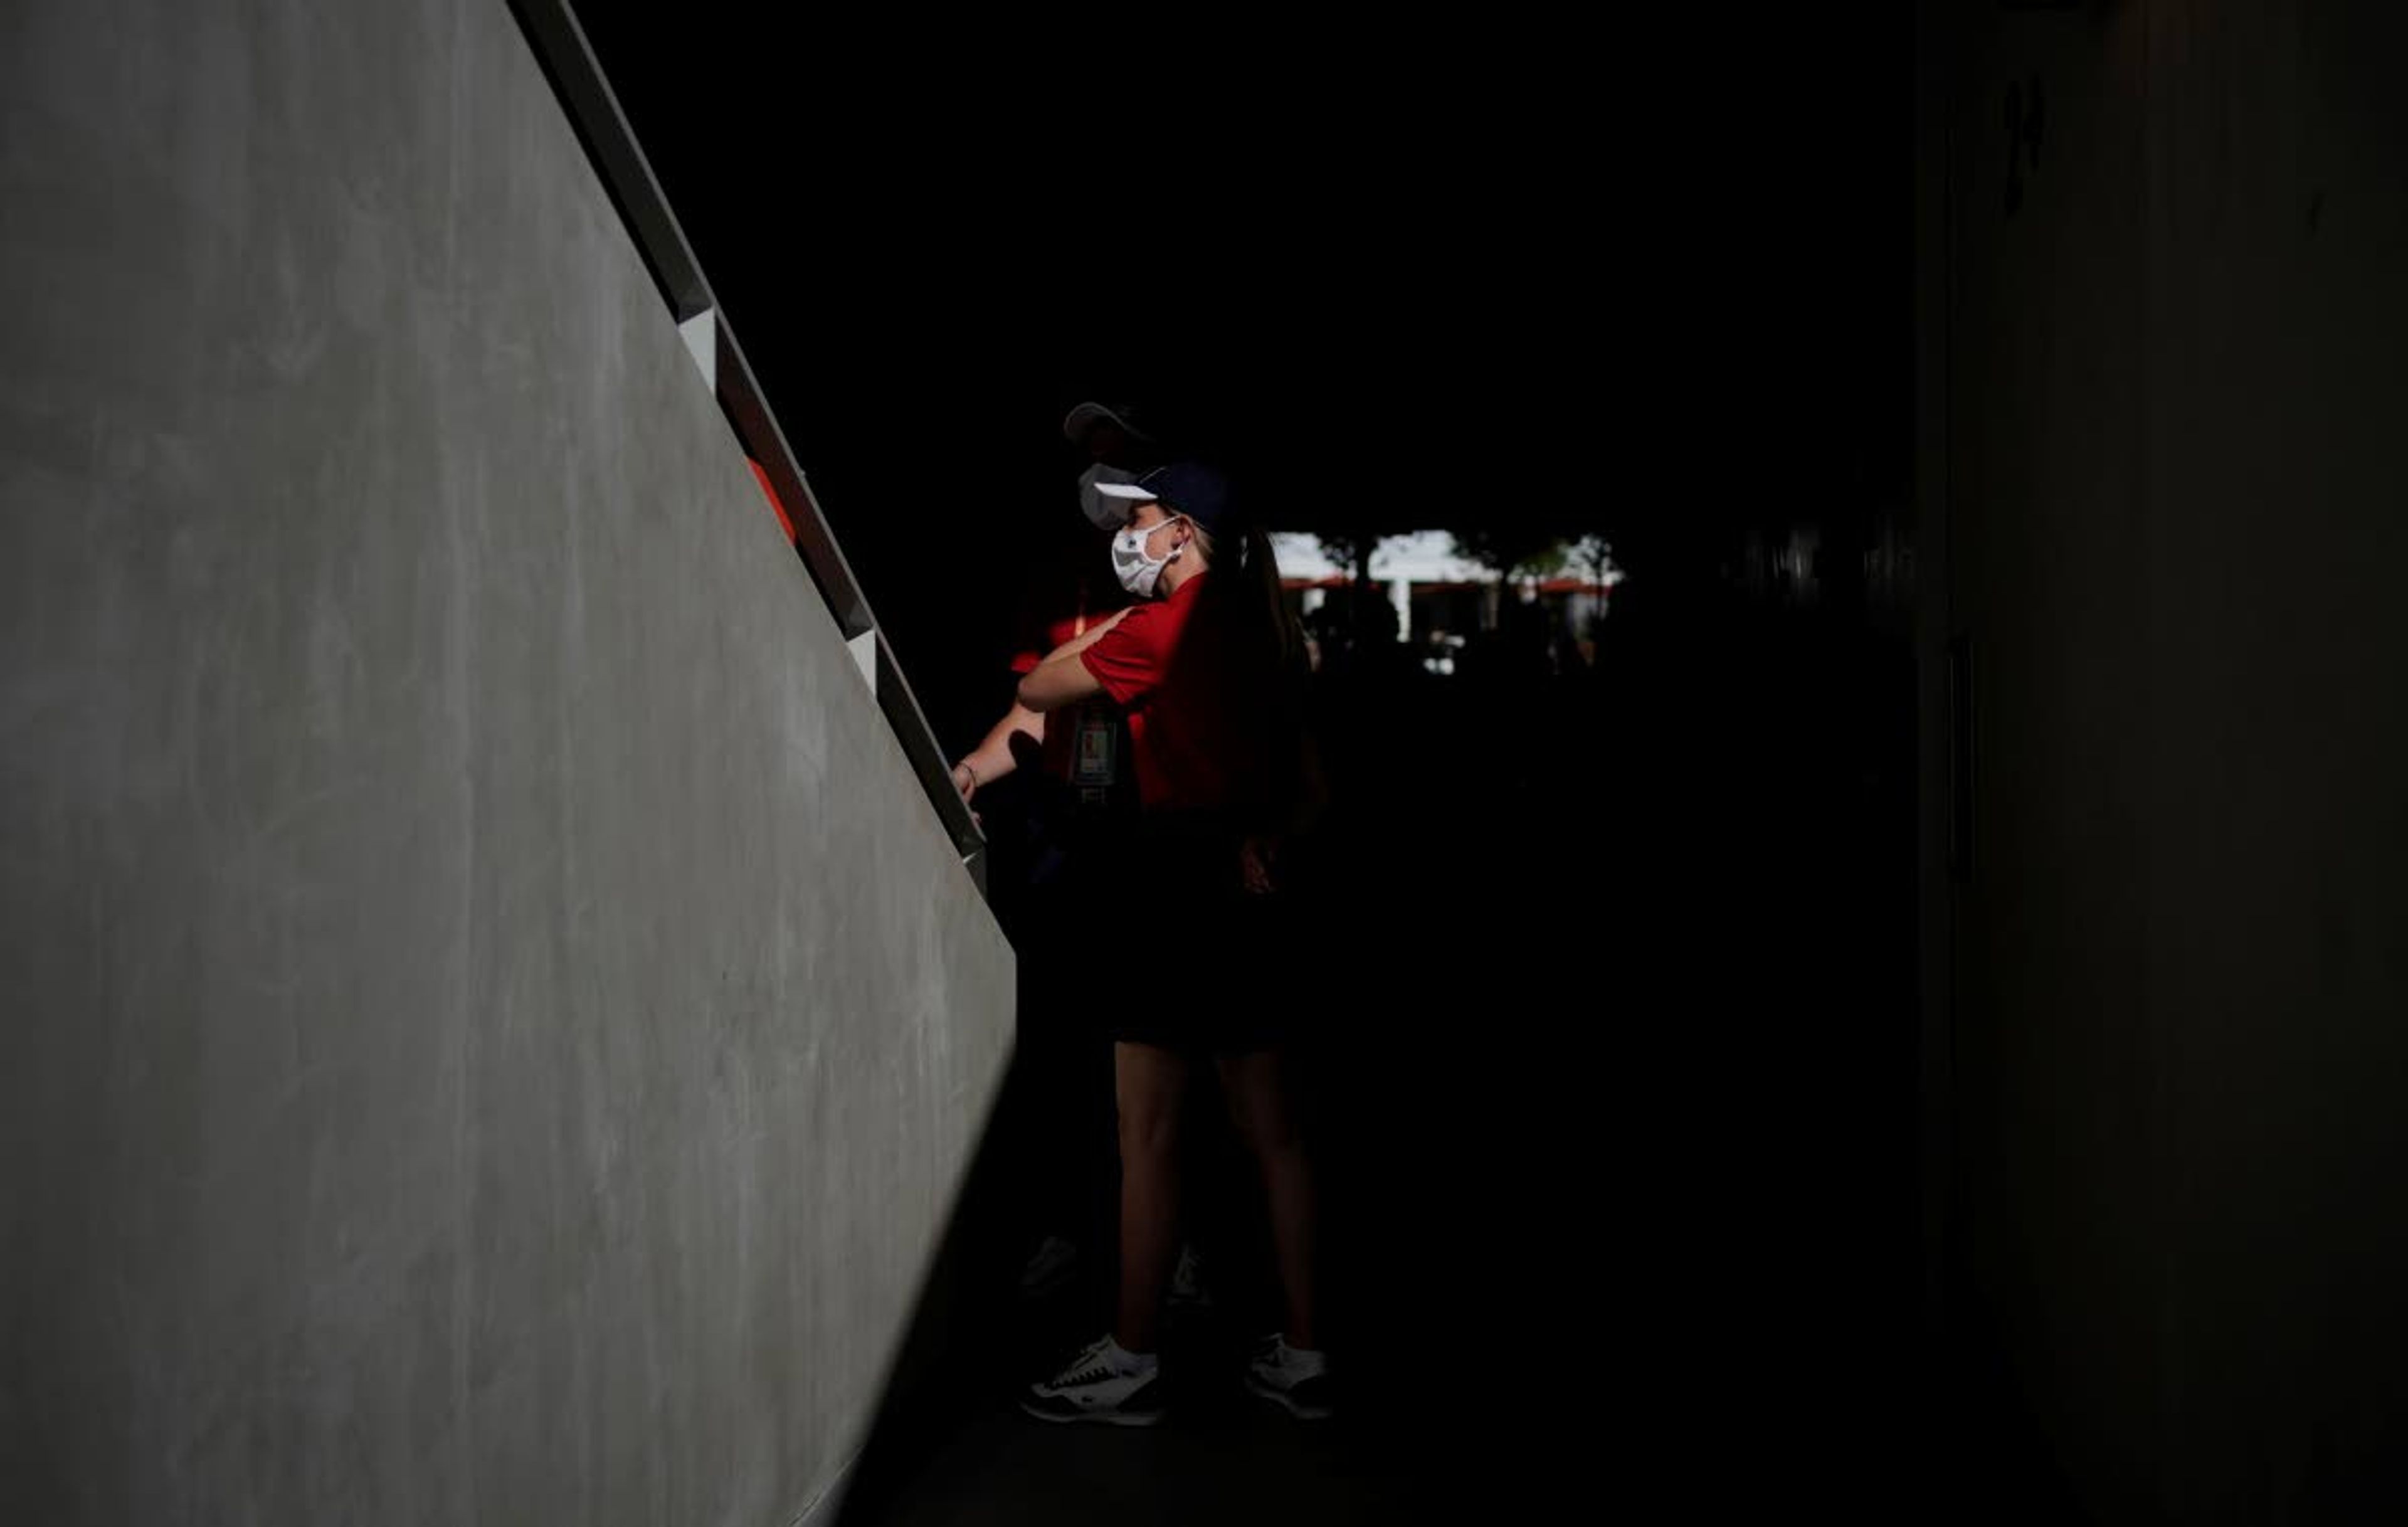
[1087,481,1158,528]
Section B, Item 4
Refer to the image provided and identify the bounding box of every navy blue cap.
[1113,462,1242,539]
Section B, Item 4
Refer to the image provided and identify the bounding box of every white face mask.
[1111,515,1183,597]
[1079,463,1137,531]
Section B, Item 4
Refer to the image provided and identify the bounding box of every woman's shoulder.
[1111,596,1171,636]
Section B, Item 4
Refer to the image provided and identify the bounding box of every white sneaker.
[1017,1235,1079,1301]
[1245,1334,1333,1421]
[1022,1335,1168,1427]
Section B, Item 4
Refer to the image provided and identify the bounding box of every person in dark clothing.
[951,406,1158,1306]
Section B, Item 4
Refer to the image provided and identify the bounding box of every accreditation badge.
[1074,711,1117,785]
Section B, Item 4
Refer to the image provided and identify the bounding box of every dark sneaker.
[1017,1235,1079,1302]
[1244,1334,1333,1421]
[1168,1242,1213,1315]
[1022,1336,1168,1427]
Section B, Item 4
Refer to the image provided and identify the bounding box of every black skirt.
[1112,811,1296,1054]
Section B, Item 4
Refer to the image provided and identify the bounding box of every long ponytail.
[1185,520,1305,677]
[1185,516,1314,832]
[1241,524,1307,679]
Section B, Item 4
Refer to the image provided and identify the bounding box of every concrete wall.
[1932,1,2408,1517]
[0,4,1013,1523]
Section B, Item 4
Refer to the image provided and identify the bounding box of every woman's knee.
[1116,1047,1188,1160]
[1117,1099,1181,1160]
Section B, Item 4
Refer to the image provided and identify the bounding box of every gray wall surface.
[1931,1,2408,1518]
[0,3,1013,1523]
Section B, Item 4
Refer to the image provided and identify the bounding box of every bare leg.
[1115,1041,1190,1355]
[1218,1048,1319,1351]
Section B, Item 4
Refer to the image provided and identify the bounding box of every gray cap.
[1060,401,1154,446]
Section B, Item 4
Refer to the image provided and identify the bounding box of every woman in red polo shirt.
[1011,462,1331,1427]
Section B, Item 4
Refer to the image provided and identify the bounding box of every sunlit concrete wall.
[0,3,1013,1522]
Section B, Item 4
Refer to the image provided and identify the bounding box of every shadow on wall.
[820,1059,1025,1526]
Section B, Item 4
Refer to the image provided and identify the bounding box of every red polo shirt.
[1079,573,1282,818]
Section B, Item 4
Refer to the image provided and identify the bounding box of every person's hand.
[1240,835,1279,896]
[951,762,982,830]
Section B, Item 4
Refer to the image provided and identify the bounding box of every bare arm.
[950,702,1045,804]
[1017,607,1131,713]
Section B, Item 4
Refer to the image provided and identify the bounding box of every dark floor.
[837,602,2081,1524]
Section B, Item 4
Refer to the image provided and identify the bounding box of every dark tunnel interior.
[9,1,2406,1521]
[570,7,1958,1520]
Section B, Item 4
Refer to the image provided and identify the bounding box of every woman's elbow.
[1016,675,1054,712]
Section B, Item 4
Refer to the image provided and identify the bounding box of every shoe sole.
[1020,1397,1167,1428]
[1244,1375,1333,1422]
